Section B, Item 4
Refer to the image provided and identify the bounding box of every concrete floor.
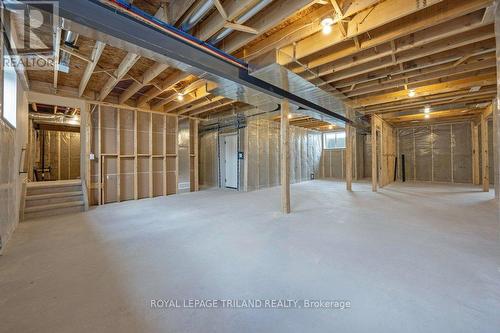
[1,180,499,333]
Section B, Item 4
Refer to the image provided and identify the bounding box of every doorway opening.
[29,103,81,182]
[221,133,238,189]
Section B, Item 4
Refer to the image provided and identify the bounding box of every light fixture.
[424,114,430,119]
[321,17,334,35]
[408,89,416,98]
[423,105,431,114]
[287,114,292,119]
[177,93,184,101]
[328,125,334,130]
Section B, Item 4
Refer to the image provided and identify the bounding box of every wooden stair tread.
[24,201,84,213]
[27,180,82,189]
[26,191,83,201]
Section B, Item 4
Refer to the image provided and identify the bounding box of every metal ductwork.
[40,0,351,125]
[181,0,214,32]
[29,112,81,126]
[58,30,79,73]
[209,0,273,45]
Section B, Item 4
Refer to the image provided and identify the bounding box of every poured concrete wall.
[0,71,28,253]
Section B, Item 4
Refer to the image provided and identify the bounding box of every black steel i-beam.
[52,0,350,124]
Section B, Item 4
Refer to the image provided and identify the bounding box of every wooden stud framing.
[134,110,139,200]
[371,116,377,192]
[57,131,61,180]
[472,122,480,185]
[87,105,180,206]
[280,68,291,213]
[149,112,154,198]
[345,111,353,191]
[481,111,489,192]
[163,115,167,196]
[97,104,102,205]
[117,110,121,202]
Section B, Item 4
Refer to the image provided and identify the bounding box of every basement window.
[324,131,346,149]
[2,47,17,128]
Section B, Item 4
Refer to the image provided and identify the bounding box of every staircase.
[22,180,88,221]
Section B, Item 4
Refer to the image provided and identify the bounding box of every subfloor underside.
[1,180,499,333]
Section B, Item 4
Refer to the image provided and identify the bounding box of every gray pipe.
[181,0,214,32]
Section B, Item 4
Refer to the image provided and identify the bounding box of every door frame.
[219,132,239,190]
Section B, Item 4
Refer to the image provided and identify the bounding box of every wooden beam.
[159,81,218,111]
[481,108,490,191]
[472,122,480,185]
[371,115,377,192]
[60,45,92,63]
[213,0,228,19]
[137,71,191,107]
[345,110,353,190]
[285,0,491,76]
[237,5,334,60]
[195,0,260,42]
[221,0,313,54]
[168,0,197,25]
[99,53,140,101]
[344,57,496,98]
[359,87,497,113]
[279,0,448,65]
[191,100,235,117]
[333,45,495,90]
[315,24,494,84]
[352,74,496,108]
[223,21,259,34]
[53,27,62,89]
[119,63,169,104]
[329,0,343,17]
[342,0,381,17]
[176,95,225,115]
[280,71,291,214]
[79,41,105,97]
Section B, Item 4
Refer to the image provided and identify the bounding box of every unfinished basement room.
[1,0,500,332]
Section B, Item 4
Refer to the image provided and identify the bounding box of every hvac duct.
[58,30,79,73]
[209,0,273,45]
[181,0,214,32]
[29,112,80,126]
[53,0,350,124]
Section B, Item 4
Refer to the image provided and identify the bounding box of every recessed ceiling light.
[321,17,334,35]
[423,105,431,114]
[328,125,333,130]
[177,93,184,101]
[321,17,334,27]
[287,114,292,119]
[408,89,416,98]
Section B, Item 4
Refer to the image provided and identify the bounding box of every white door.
[224,134,238,189]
